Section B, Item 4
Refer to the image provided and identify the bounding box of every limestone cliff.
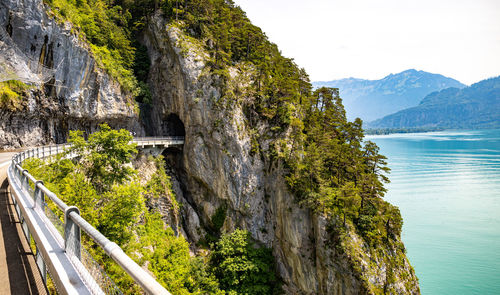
[140,12,419,294]
[0,0,141,149]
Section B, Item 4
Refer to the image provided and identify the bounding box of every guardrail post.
[21,215,30,242]
[21,169,29,191]
[65,206,81,260]
[35,244,47,283]
[34,180,45,209]
[18,170,30,242]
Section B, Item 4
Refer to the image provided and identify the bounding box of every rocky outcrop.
[142,12,419,294]
[0,0,141,149]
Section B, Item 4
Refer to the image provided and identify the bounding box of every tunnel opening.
[162,113,185,137]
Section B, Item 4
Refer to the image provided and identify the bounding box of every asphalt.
[0,151,47,294]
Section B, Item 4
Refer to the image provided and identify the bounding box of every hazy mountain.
[312,69,465,122]
[368,76,500,129]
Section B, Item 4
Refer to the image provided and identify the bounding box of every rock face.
[142,12,419,294]
[0,0,141,149]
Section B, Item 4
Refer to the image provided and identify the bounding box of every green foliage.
[365,127,445,135]
[0,80,30,110]
[209,229,280,295]
[99,182,145,244]
[59,171,99,223]
[211,204,227,232]
[24,126,153,293]
[156,2,400,247]
[281,87,400,245]
[26,126,288,294]
[188,257,225,294]
[44,0,139,93]
[137,213,193,294]
[133,42,152,104]
[145,155,179,213]
[68,123,137,192]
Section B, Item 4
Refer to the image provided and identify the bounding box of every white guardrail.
[7,137,184,295]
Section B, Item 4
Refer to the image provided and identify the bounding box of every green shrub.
[210,229,281,295]
[211,204,227,232]
[0,80,30,110]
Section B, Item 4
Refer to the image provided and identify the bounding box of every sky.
[233,0,500,85]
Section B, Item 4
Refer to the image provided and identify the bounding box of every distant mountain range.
[368,76,500,129]
[312,69,465,122]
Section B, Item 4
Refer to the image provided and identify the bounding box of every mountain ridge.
[313,69,465,121]
[368,76,500,129]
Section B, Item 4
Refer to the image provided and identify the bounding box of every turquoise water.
[367,129,500,295]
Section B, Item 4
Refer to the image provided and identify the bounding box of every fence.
[7,138,183,294]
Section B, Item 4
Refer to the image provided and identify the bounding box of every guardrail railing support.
[35,243,47,283]
[34,180,45,209]
[65,206,81,260]
[21,169,29,192]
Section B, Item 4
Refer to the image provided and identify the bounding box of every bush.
[210,229,281,295]
[0,80,30,110]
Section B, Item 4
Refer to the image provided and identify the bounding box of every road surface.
[0,151,47,294]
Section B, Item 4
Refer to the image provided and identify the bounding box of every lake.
[367,129,500,295]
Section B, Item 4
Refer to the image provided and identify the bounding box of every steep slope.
[369,76,500,129]
[313,69,465,121]
[0,0,142,149]
[141,7,419,294]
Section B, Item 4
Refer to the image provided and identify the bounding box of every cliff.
[0,0,420,293]
[140,11,419,294]
[0,0,142,149]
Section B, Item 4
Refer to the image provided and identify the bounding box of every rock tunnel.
[162,113,185,137]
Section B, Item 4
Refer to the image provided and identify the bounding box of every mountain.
[368,76,500,129]
[313,69,465,122]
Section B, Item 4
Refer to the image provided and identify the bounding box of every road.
[0,152,15,168]
[0,151,47,294]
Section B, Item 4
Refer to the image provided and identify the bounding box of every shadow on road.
[0,170,47,294]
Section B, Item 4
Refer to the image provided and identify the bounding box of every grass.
[0,80,30,110]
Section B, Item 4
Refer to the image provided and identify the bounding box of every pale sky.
[233,0,500,85]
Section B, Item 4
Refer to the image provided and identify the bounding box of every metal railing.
[7,137,183,294]
[134,137,184,148]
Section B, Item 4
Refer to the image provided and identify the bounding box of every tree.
[210,229,279,295]
[68,123,137,192]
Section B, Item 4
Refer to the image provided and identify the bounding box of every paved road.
[0,152,16,168]
[0,151,47,294]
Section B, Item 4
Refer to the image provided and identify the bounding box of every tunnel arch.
[162,113,185,137]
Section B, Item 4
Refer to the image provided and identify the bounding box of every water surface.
[368,129,500,294]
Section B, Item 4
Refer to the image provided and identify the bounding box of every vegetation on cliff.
[0,80,30,110]
[24,124,279,294]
